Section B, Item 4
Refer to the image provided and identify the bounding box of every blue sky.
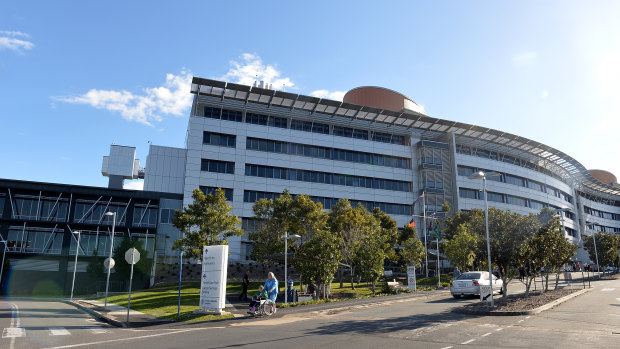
[1,1,619,189]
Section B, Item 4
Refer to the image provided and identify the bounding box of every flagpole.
[422,193,428,277]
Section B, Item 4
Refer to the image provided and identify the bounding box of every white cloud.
[53,71,193,126]
[123,180,144,190]
[0,30,34,52]
[512,52,537,67]
[541,90,549,99]
[310,89,346,101]
[220,53,295,90]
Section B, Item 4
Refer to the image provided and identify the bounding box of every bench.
[387,280,402,293]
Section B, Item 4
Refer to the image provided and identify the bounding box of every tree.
[400,236,426,268]
[250,190,298,261]
[328,199,369,289]
[539,213,577,290]
[173,188,242,259]
[354,207,384,295]
[86,249,105,280]
[467,208,541,297]
[294,229,342,299]
[583,232,620,271]
[372,207,399,263]
[443,223,478,271]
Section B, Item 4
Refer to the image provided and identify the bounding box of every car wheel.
[452,294,460,299]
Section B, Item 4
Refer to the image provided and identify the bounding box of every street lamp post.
[104,211,117,309]
[585,222,601,279]
[283,232,301,303]
[70,231,81,300]
[468,170,501,307]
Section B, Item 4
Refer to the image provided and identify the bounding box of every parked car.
[604,266,616,272]
[450,271,503,299]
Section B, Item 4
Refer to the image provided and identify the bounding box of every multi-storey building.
[143,77,620,262]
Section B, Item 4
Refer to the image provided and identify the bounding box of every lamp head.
[105,212,115,217]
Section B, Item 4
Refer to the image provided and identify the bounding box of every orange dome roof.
[589,169,617,185]
[343,86,426,115]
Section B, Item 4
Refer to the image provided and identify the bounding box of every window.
[334,126,354,138]
[246,112,268,125]
[527,180,543,192]
[530,200,545,210]
[374,178,411,192]
[268,116,288,128]
[201,159,235,174]
[487,192,504,203]
[204,107,221,119]
[200,186,233,201]
[133,204,158,227]
[457,166,476,177]
[0,195,4,218]
[505,174,524,187]
[203,131,236,147]
[7,226,64,254]
[353,129,369,140]
[221,109,242,122]
[290,120,330,134]
[245,164,288,180]
[243,190,280,203]
[246,138,287,154]
[159,208,175,224]
[506,195,527,207]
[334,174,373,188]
[459,188,478,199]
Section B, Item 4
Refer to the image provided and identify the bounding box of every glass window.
[201,159,235,174]
[505,174,524,187]
[204,107,221,119]
[527,180,543,192]
[487,192,504,203]
[246,112,268,125]
[203,131,236,148]
[459,188,478,199]
[221,109,242,122]
[200,186,233,201]
[268,116,288,128]
[506,195,527,207]
[457,166,476,177]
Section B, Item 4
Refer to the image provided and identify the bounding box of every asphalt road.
[1,276,619,349]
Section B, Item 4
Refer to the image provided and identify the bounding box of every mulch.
[463,288,580,313]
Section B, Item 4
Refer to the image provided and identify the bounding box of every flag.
[408,219,415,228]
[413,193,424,205]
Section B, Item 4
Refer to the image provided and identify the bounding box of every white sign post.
[199,245,228,314]
[480,285,493,303]
[125,248,140,324]
[407,266,417,291]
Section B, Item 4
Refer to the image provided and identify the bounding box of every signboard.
[480,285,492,302]
[125,248,140,265]
[199,245,228,312]
[407,266,417,291]
[103,257,115,269]
[383,270,393,277]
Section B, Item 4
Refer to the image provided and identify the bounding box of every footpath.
[68,271,615,328]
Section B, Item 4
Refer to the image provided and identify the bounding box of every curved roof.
[343,86,426,115]
[190,77,620,201]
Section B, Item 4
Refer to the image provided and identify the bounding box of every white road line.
[440,346,453,349]
[601,288,615,292]
[482,332,492,337]
[525,316,531,319]
[495,328,503,331]
[44,329,194,349]
[461,339,476,344]
[49,327,71,336]
[518,320,524,323]
[2,327,26,338]
[616,298,620,302]
[87,327,110,334]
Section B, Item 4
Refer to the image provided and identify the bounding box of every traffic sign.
[480,285,492,302]
[104,257,115,269]
[125,248,140,265]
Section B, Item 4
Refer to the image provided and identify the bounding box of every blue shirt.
[264,278,278,302]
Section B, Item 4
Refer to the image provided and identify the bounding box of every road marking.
[87,327,110,334]
[495,328,503,331]
[461,339,476,344]
[525,316,531,319]
[507,325,514,328]
[616,298,620,302]
[482,332,492,337]
[518,320,524,323]
[49,327,71,336]
[44,329,194,349]
[2,327,26,338]
[440,346,453,349]
[601,288,615,292]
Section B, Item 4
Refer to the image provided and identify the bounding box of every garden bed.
[462,288,581,314]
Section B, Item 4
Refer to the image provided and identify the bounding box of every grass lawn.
[99,276,454,321]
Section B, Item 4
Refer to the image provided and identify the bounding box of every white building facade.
[145,77,620,262]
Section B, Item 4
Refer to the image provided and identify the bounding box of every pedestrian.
[248,285,268,315]
[453,267,461,279]
[287,277,295,302]
[264,272,278,303]
[239,270,249,301]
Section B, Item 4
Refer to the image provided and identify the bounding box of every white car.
[450,271,503,299]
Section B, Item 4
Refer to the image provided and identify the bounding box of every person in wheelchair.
[248,285,268,315]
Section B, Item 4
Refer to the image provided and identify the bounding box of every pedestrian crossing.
[2,326,110,338]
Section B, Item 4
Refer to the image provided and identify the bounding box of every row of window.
[200,186,234,201]
[242,190,412,215]
[587,224,620,233]
[459,187,574,217]
[456,144,565,183]
[202,106,408,145]
[6,227,64,254]
[246,137,411,169]
[244,164,411,192]
[201,159,235,174]
[584,206,620,221]
[457,165,573,203]
[203,131,236,148]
